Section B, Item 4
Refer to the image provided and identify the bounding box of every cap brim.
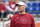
[16,4,22,6]
[16,4,19,6]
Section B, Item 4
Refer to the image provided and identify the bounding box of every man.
[5,0,18,15]
[0,0,7,18]
[10,1,35,27]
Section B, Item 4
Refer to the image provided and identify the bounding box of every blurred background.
[0,0,40,27]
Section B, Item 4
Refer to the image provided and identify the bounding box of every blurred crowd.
[0,0,19,19]
[0,0,19,27]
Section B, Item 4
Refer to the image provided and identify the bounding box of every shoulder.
[27,13,34,19]
[26,13,34,19]
[11,13,19,19]
[26,13,33,17]
[26,13,32,16]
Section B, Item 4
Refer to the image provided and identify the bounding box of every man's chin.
[19,11,23,13]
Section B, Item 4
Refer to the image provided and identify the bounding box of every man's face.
[18,5,26,13]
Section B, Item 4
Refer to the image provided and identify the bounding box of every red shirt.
[10,13,35,27]
[0,4,6,11]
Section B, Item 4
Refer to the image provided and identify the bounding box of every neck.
[19,11,26,15]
